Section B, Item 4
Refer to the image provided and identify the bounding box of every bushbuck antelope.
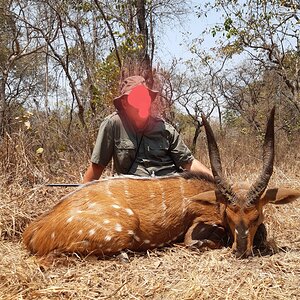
[23,107,300,258]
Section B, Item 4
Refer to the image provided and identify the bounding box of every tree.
[197,0,300,133]
[157,60,217,154]
[94,0,190,86]
[0,0,192,139]
[220,63,279,132]
[198,0,300,135]
[0,1,45,137]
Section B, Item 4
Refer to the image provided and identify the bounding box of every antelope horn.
[201,113,237,205]
[246,106,275,205]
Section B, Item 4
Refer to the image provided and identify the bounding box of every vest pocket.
[147,139,169,160]
[115,139,136,172]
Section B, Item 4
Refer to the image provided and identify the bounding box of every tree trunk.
[0,72,8,138]
[191,120,201,155]
[136,0,153,87]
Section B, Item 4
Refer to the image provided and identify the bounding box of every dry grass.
[1,131,300,300]
[1,180,299,300]
[1,238,299,300]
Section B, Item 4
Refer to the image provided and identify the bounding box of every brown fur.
[23,173,300,257]
[23,174,216,256]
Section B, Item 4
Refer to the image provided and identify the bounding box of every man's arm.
[166,123,213,177]
[83,114,115,183]
[83,162,105,183]
[182,159,213,177]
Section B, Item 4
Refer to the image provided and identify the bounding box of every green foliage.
[175,110,195,132]
[200,0,300,58]
[91,29,149,111]
[223,109,241,127]
[219,40,244,56]
[224,17,233,31]
[194,0,300,140]
[210,17,238,39]
[119,33,145,53]
[77,1,94,12]
[93,52,121,110]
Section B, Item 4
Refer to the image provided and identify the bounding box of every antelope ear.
[260,188,300,205]
[190,190,227,205]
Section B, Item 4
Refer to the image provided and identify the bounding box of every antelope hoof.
[233,249,253,259]
[187,239,221,250]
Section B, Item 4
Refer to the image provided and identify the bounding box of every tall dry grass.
[0,117,299,299]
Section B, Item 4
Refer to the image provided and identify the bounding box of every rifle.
[45,183,82,187]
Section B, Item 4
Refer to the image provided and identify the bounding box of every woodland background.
[0,1,299,299]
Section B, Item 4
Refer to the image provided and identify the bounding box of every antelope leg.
[184,221,228,250]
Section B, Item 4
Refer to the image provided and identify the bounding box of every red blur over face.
[127,85,152,119]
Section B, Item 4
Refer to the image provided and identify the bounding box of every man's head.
[113,76,158,128]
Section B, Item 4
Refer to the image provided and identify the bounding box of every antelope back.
[23,175,216,256]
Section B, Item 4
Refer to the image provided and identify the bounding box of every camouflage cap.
[113,75,158,110]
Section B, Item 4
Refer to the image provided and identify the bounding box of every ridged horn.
[201,113,237,205]
[246,107,275,205]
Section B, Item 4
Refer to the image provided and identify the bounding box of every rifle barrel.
[45,183,82,187]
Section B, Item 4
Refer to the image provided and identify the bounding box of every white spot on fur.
[157,181,167,216]
[128,230,135,236]
[179,179,188,215]
[125,208,134,216]
[245,229,249,235]
[179,178,185,197]
[51,232,55,240]
[112,204,121,209]
[67,216,74,223]
[144,239,150,244]
[134,235,141,242]
[106,248,112,252]
[105,181,114,197]
[78,230,83,235]
[235,229,239,235]
[82,240,90,246]
[76,210,83,214]
[123,180,130,198]
[115,212,120,217]
[115,224,122,232]
[150,243,156,247]
[103,219,110,225]
[89,229,96,236]
[88,202,96,209]
[104,235,112,242]
[150,190,156,199]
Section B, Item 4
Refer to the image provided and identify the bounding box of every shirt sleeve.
[168,125,194,168]
[91,117,114,167]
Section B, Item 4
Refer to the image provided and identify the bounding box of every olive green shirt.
[91,112,194,176]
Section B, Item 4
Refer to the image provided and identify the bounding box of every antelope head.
[201,107,298,258]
